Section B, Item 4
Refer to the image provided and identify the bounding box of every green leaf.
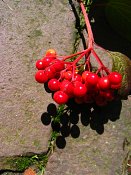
[105,0,131,42]
[109,51,131,98]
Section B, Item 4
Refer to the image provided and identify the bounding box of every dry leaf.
[23,167,36,175]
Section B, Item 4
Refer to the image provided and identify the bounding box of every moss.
[4,154,48,172]
[34,155,48,170]
[36,0,44,3]
[24,109,33,119]
[33,140,40,148]
[19,140,25,145]
[30,29,43,38]
[14,0,20,7]
[6,157,33,172]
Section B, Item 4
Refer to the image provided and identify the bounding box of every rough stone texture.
[45,98,131,175]
[0,0,76,157]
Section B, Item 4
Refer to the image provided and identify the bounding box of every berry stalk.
[80,1,94,48]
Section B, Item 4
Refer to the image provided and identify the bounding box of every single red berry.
[75,69,79,74]
[50,59,65,72]
[53,91,69,104]
[36,60,44,70]
[82,71,90,82]
[73,83,87,97]
[60,71,65,79]
[108,72,122,85]
[73,81,82,88]
[48,79,60,91]
[42,56,55,69]
[86,73,99,87]
[64,71,72,81]
[45,66,56,79]
[98,76,110,90]
[54,72,61,79]
[35,70,48,83]
[60,80,74,97]
[99,90,114,101]
[74,74,82,82]
[46,49,57,58]
[105,91,114,101]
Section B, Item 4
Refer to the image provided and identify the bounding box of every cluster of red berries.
[35,49,122,106]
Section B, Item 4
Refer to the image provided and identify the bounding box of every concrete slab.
[0,0,76,157]
[45,99,131,175]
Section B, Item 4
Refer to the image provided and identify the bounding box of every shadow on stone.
[69,0,131,58]
[47,103,57,116]
[56,136,66,149]
[41,98,122,149]
[70,125,80,138]
[44,82,52,93]
[69,0,87,50]
[89,0,131,58]
[41,112,51,126]
[0,170,22,174]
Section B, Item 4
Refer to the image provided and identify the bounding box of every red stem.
[73,48,91,65]
[80,2,94,48]
[58,49,88,61]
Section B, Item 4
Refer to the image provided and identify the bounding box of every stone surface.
[0,0,76,157]
[45,98,131,175]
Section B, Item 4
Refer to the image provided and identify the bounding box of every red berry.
[82,71,90,82]
[74,74,82,82]
[75,69,79,74]
[105,91,114,101]
[60,80,74,97]
[99,90,114,101]
[50,59,65,71]
[54,72,61,79]
[73,83,87,97]
[48,79,60,91]
[73,81,82,87]
[42,56,55,69]
[36,60,44,70]
[60,71,65,79]
[64,71,72,81]
[109,72,122,85]
[53,91,69,104]
[45,66,56,79]
[46,49,57,58]
[35,70,48,83]
[86,73,99,87]
[98,76,110,90]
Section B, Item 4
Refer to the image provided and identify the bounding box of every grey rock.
[45,99,131,175]
[0,0,76,157]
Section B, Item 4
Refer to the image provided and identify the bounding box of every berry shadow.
[41,98,122,149]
